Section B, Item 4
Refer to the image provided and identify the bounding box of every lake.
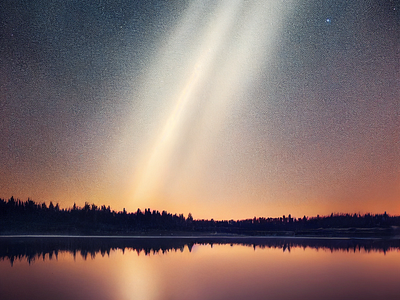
[1,236,399,300]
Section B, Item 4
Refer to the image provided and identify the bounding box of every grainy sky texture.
[1,0,399,219]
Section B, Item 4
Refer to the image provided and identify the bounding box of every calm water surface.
[0,236,399,300]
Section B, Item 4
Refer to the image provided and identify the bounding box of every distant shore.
[2,197,400,239]
[1,227,399,239]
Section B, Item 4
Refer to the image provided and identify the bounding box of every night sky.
[1,0,399,219]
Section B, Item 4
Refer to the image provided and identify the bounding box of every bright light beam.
[128,0,295,211]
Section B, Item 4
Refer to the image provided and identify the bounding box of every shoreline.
[0,234,397,240]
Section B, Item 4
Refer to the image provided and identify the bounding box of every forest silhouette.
[1,197,399,237]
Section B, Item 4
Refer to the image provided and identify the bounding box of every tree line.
[1,197,399,236]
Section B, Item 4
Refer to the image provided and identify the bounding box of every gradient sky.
[1,0,399,220]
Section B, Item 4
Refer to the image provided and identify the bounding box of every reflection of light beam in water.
[130,0,295,208]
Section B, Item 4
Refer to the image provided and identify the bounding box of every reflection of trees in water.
[196,237,400,255]
[0,237,194,266]
[1,237,399,266]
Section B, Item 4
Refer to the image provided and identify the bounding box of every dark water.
[1,236,399,300]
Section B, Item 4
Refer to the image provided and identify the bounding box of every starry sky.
[1,0,399,219]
